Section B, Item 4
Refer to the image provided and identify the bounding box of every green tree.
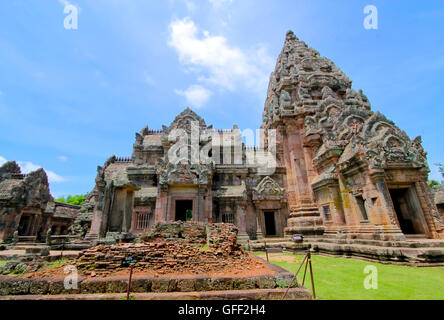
[186,209,193,222]
[55,194,88,206]
[428,180,441,188]
[436,163,444,179]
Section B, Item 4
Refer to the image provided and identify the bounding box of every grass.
[0,261,8,266]
[44,258,68,268]
[255,252,444,300]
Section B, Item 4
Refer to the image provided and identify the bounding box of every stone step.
[303,237,444,249]
[248,239,444,264]
[1,288,311,301]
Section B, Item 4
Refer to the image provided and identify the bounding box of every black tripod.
[282,250,316,300]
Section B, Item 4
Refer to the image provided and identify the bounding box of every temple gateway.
[84,31,443,243]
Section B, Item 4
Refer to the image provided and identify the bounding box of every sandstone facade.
[261,31,444,240]
[84,31,443,243]
[432,186,444,220]
[86,108,289,242]
[0,161,79,241]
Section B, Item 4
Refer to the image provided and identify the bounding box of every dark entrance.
[176,200,193,222]
[389,188,428,235]
[264,211,277,236]
[18,215,31,236]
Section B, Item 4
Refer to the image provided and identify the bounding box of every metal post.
[302,257,309,287]
[126,265,134,300]
[308,251,316,300]
[282,254,308,300]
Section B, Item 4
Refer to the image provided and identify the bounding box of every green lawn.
[256,252,444,300]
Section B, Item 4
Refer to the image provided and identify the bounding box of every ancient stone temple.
[433,186,444,220]
[262,31,444,240]
[81,30,443,244]
[86,108,288,242]
[0,161,79,241]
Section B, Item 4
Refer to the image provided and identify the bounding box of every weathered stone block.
[81,279,107,294]
[29,279,49,295]
[151,279,177,292]
[210,277,233,291]
[233,277,256,290]
[177,278,195,292]
[255,275,276,289]
[106,278,128,293]
[130,278,151,293]
[10,279,31,295]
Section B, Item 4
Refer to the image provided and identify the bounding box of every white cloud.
[0,156,6,166]
[175,85,212,108]
[17,161,66,183]
[168,17,273,95]
[57,156,68,162]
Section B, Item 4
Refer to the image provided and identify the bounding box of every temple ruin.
[1,31,443,249]
[0,161,79,242]
[81,31,443,246]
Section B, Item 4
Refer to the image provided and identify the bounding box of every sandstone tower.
[262,31,444,240]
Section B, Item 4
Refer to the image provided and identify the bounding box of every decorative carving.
[253,176,285,201]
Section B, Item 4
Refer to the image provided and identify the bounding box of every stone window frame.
[354,195,370,223]
[322,204,332,221]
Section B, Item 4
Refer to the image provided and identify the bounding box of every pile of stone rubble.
[74,222,252,276]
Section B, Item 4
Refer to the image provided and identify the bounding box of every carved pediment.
[157,158,213,187]
[163,108,207,135]
[253,176,285,201]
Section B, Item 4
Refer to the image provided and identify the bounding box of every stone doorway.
[389,188,429,235]
[18,215,32,236]
[264,211,277,236]
[175,200,193,222]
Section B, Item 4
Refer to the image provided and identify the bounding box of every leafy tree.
[428,180,441,188]
[436,163,444,179]
[56,194,88,206]
[186,209,193,222]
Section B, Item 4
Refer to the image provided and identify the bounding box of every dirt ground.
[23,253,275,280]
[256,253,306,263]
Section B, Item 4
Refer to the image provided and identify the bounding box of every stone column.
[256,208,264,239]
[155,187,168,223]
[284,119,323,236]
[370,169,405,241]
[205,190,213,223]
[236,202,249,241]
[198,186,205,222]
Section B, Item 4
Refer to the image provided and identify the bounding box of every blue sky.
[0,0,443,197]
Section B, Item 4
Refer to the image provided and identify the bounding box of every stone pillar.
[198,186,205,222]
[283,119,323,236]
[205,191,213,223]
[414,180,444,239]
[155,187,168,223]
[370,170,405,241]
[237,202,249,241]
[256,212,264,240]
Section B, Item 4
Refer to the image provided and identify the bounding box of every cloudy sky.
[0,0,443,197]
